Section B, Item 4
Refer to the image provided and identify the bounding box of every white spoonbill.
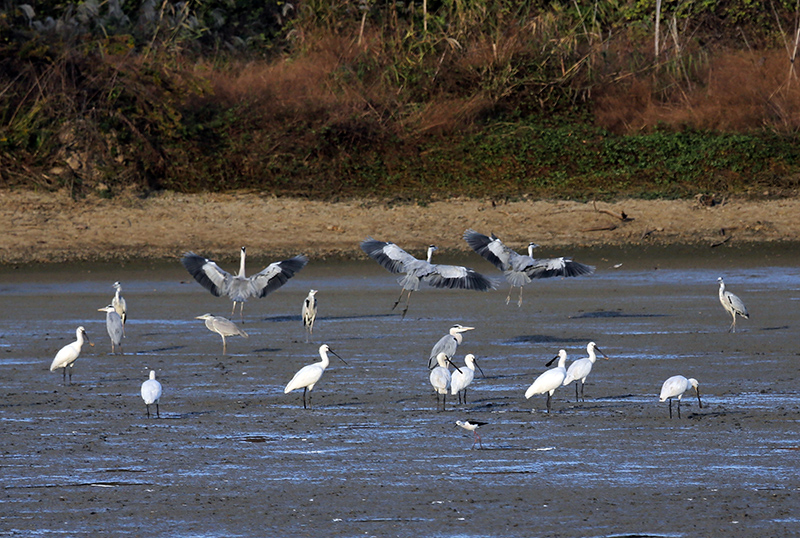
[659,375,702,419]
[360,238,495,319]
[112,281,127,335]
[430,352,462,411]
[562,342,610,402]
[284,344,347,409]
[456,420,488,449]
[428,324,474,369]
[98,305,124,354]
[195,313,248,355]
[450,354,484,404]
[524,350,568,413]
[141,370,162,418]
[182,247,308,321]
[302,289,318,343]
[50,327,93,384]
[717,277,749,333]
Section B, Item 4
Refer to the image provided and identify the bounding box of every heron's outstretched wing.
[361,238,418,274]
[250,255,309,298]
[423,264,496,291]
[524,258,595,279]
[463,229,513,271]
[182,252,229,297]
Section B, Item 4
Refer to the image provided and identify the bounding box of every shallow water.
[1,247,800,537]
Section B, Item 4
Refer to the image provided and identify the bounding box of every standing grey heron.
[450,354,484,404]
[302,289,318,343]
[428,324,474,369]
[182,247,308,321]
[456,419,488,449]
[464,229,594,306]
[98,305,124,354]
[141,370,162,418]
[360,238,496,319]
[112,281,127,335]
[284,344,347,409]
[50,327,93,384]
[525,349,568,413]
[195,313,249,354]
[562,342,610,402]
[659,375,702,419]
[717,277,749,332]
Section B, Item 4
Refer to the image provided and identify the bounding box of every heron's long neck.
[238,249,247,277]
[528,244,534,257]
[454,333,463,345]
[426,248,434,263]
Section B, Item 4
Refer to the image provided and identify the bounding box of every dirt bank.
[3,189,800,263]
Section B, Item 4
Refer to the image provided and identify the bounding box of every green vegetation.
[1,0,800,200]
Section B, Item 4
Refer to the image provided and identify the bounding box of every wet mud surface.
[1,249,799,537]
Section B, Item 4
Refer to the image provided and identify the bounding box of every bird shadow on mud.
[508,334,588,345]
[568,311,669,319]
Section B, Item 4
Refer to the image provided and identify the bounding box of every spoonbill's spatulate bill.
[360,238,495,319]
[284,344,347,409]
[717,277,749,333]
[141,370,162,418]
[562,342,610,402]
[525,349,568,413]
[659,375,702,419]
[182,247,308,321]
[464,229,594,306]
[195,313,248,355]
[50,327,93,385]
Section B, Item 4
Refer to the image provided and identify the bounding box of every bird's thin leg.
[62,368,67,385]
[574,382,579,402]
[222,335,228,355]
[471,432,478,449]
[68,365,73,385]
[156,403,160,418]
[546,392,551,414]
[463,388,468,404]
[505,287,513,305]
[677,399,681,419]
[401,291,413,320]
[668,398,673,419]
[302,387,308,410]
[442,392,446,412]
[231,301,236,317]
[146,404,150,418]
[239,302,245,323]
[518,286,524,308]
[580,381,585,402]
[476,431,482,449]
[391,288,406,311]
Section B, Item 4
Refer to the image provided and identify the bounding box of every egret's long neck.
[238,248,247,277]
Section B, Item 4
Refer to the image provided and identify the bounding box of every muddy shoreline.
[3,189,800,264]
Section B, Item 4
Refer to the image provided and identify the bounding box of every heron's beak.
[329,348,348,365]
[461,326,475,332]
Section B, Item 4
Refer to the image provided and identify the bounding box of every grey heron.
[464,229,594,306]
[562,342,610,402]
[182,247,308,321]
[717,277,749,332]
[98,305,124,354]
[428,324,474,369]
[659,375,702,419]
[525,349,568,413]
[112,281,127,335]
[450,353,484,404]
[50,327,93,384]
[456,419,487,449]
[141,370,162,418]
[360,238,496,319]
[302,289,318,343]
[195,313,249,355]
[284,344,347,409]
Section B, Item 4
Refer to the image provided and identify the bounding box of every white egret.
[360,238,495,319]
[98,305,124,354]
[182,247,308,321]
[141,370,162,418]
[659,375,702,419]
[284,344,347,409]
[195,313,248,355]
[524,350,568,413]
[717,277,749,332]
[112,281,127,335]
[562,342,610,402]
[450,354,484,404]
[50,327,93,384]
[302,289,318,343]
[456,420,488,449]
[464,229,594,306]
[428,324,474,369]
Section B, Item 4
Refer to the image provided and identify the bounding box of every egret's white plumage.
[361,238,495,319]
[284,344,347,409]
[141,370,162,418]
[182,247,308,320]
[302,289,318,343]
[456,419,488,449]
[450,354,484,404]
[717,277,749,333]
[50,327,92,384]
[562,342,609,402]
[98,305,124,354]
[464,229,594,306]
[659,375,702,419]
[195,313,248,354]
[525,349,568,413]
[112,281,127,334]
[428,324,474,368]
